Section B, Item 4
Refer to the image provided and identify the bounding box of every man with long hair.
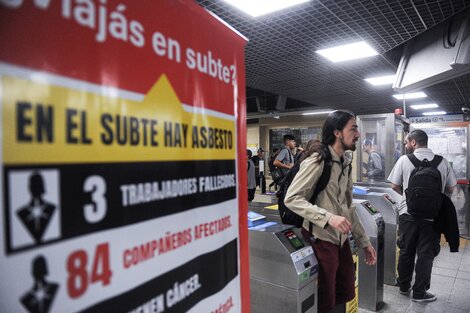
[285,110,376,313]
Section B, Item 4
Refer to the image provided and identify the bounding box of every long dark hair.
[298,139,323,162]
[309,110,355,162]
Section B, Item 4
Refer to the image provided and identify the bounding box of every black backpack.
[277,148,350,228]
[405,154,444,219]
[268,154,277,172]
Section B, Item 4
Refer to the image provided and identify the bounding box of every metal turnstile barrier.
[249,224,318,313]
[354,182,403,205]
[353,188,399,286]
[353,199,385,312]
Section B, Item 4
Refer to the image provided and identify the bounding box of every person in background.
[273,134,296,176]
[388,129,457,303]
[251,148,266,194]
[285,110,377,313]
[268,148,280,192]
[362,139,385,180]
[247,149,256,202]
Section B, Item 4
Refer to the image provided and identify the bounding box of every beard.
[405,146,414,154]
[340,137,357,151]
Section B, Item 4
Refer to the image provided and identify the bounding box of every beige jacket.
[284,145,370,248]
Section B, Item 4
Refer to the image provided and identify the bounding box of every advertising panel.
[0,0,248,312]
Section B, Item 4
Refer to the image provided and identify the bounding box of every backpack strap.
[407,153,421,168]
[429,155,443,168]
[310,158,332,203]
[307,148,333,233]
[407,153,443,168]
[278,147,294,165]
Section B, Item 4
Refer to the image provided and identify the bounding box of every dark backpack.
[268,154,277,172]
[268,148,286,173]
[405,154,444,219]
[277,148,351,228]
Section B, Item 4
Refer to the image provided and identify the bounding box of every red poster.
[0,0,249,312]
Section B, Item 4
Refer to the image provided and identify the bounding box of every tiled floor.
[360,238,470,313]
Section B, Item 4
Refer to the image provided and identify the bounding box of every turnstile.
[249,224,318,313]
[353,189,399,286]
[353,199,385,311]
[354,182,403,205]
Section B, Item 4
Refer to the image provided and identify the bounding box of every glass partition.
[412,125,467,179]
[394,121,406,163]
[357,114,409,183]
[360,118,387,182]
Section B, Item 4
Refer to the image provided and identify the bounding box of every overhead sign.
[0,1,248,312]
[409,114,463,124]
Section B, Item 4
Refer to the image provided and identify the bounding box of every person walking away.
[388,129,456,303]
[247,149,256,202]
[251,148,266,194]
[285,110,377,313]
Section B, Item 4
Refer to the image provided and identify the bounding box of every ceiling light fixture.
[301,110,334,116]
[222,0,310,17]
[422,111,446,116]
[392,92,427,100]
[316,41,378,62]
[364,75,396,85]
[410,103,439,110]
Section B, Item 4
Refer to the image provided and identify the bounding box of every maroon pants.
[302,229,355,313]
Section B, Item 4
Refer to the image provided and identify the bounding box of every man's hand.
[363,244,377,266]
[327,215,351,234]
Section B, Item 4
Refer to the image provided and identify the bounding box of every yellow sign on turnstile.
[346,287,359,313]
[346,254,359,313]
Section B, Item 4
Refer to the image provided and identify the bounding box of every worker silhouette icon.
[17,172,57,244]
[8,169,61,249]
[20,255,59,313]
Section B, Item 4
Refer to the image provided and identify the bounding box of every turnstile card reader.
[249,224,318,313]
[353,190,399,286]
[353,199,385,312]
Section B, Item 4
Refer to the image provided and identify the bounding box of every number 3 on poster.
[84,175,107,223]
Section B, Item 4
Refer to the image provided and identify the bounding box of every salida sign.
[0,1,249,312]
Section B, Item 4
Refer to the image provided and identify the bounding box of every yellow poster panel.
[3,75,235,164]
